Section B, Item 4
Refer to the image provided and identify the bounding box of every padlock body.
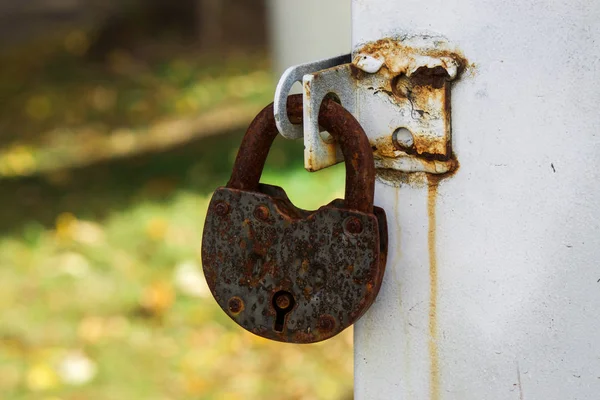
[202,184,387,343]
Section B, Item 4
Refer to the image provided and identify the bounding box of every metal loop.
[274,54,351,139]
[227,94,375,213]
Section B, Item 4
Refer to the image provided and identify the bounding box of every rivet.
[318,315,336,332]
[254,205,270,221]
[344,217,363,235]
[228,297,244,314]
[214,201,230,216]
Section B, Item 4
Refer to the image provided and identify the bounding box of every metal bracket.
[303,64,356,171]
[276,36,466,174]
[274,54,351,140]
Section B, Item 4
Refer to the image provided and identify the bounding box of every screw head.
[214,201,230,216]
[228,297,244,314]
[344,217,363,235]
[254,205,270,221]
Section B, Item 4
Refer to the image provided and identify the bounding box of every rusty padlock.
[201,94,387,343]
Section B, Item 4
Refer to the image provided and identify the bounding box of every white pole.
[267,0,351,76]
[353,0,600,399]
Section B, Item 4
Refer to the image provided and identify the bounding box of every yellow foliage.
[26,363,60,392]
[55,212,78,241]
[0,145,36,176]
[219,392,245,400]
[109,129,137,155]
[140,281,175,316]
[72,221,105,245]
[146,218,169,241]
[54,213,104,245]
[184,375,210,395]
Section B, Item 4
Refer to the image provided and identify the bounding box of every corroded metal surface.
[203,186,387,343]
[300,35,468,175]
[274,53,351,140]
[228,94,375,213]
[202,95,387,343]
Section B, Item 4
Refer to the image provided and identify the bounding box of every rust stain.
[427,175,440,400]
[423,170,458,398]
[392,189,403,304]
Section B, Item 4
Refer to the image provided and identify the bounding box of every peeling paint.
[375,155,459,188]
[376,169,429,188]
[353,35,467,79]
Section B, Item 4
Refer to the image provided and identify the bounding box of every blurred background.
[0,0,355,399]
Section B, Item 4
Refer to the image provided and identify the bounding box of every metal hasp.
[202,95,388,344]
[275,35,466,174]
[274,54,351,140]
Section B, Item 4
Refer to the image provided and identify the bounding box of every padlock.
[201,94,387,343]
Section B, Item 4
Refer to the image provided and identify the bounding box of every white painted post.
[353,0,600,399]
[267,0,351,76]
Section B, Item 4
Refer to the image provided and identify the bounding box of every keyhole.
[272,291,295,333]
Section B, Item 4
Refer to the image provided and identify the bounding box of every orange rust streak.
[427,179,440,400]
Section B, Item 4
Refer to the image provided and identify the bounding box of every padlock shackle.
[227,94,375,213]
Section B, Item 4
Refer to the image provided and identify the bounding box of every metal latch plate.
[275,36,466,174]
